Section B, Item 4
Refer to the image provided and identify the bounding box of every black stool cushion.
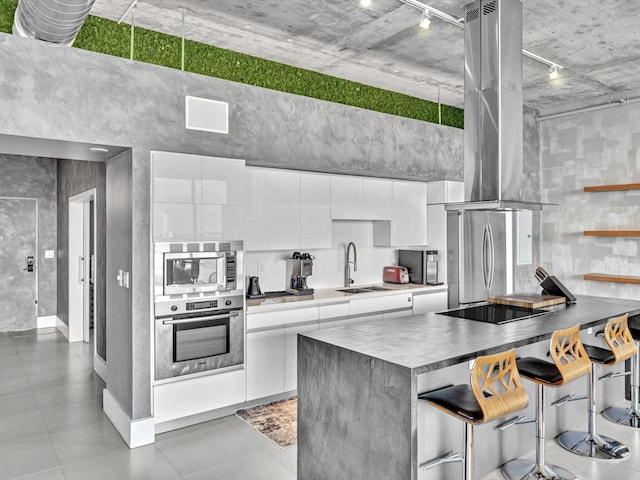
[516,357,563,385]
[583,344,615,365]
[630,327,640,342]
[418,384,483,422]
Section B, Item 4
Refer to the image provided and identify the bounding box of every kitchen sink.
[336,286,393,294]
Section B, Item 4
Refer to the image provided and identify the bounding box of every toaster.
[383,266,409,284]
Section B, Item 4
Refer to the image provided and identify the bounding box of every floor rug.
[235,397,297,448]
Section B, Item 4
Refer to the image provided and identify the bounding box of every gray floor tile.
[62,445,182,480]
[0,391,39,416]
[39,398,108,435]
[50,421,128,465]
[0,435,60,479]
[156,417,265,476]
[0,410,49,445]
[32,376,105,408]
[183,450,297,480]
[14,467,67,480]
[0,377,32,399]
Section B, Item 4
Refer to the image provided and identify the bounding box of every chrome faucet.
[345,242,357,287]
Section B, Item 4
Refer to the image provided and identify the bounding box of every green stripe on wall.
[0,2,463,129]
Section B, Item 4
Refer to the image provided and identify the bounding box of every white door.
[69,190,96,343]
[0,198,37,331]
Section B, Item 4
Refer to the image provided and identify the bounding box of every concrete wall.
[57,160,107,360]
[0,154,57,325]
[0,32,465,420]
[540,102,640,300]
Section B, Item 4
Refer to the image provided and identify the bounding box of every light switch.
[123,271,130,289]
[44,250,55,259]
[117,269,123,287]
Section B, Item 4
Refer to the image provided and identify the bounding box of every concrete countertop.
[301,295,640,375]
[246,282,447,313]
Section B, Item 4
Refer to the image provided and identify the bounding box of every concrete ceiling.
[91,0,640,116]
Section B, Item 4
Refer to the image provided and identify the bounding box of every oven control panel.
[155,295,243,317]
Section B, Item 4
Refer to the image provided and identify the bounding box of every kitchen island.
[297,295,640,480]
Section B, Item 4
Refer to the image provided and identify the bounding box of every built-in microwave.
[154,241,243,299]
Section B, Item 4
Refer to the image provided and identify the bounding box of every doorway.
[68,189,97,351]
[0,197,37,332]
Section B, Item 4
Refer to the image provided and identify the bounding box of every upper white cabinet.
[152,151,246,241]
[330,175,392,220]
[300,173,332,249]
[426,181,464,205]
[245,168,300,251]
[330,176,363,219]
[373,181,427,247]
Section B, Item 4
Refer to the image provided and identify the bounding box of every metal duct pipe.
[12,0,96,46]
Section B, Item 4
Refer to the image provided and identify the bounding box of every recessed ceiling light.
[360,0,372,8]
[549,64,559,80]
[89,147,109,153]
[419,10,431,29]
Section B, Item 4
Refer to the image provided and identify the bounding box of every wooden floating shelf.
[584,183,640,192]
[584,273,640,285]
[584,230,640,237]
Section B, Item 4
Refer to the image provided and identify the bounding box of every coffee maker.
[286,252,314,296]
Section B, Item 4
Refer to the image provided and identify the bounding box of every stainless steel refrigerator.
[446,210,514,307]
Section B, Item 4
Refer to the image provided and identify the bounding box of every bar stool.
[602,321,640,428]
[418,349,528,480]
[502,325,591,480]
[556,314,634,459]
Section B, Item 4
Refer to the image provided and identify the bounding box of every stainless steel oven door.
[155,309,244,381]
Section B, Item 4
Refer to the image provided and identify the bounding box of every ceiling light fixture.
[360,0,372,8]
[89,147,109,153]
[419,10,431,29]
[549,64,559,80]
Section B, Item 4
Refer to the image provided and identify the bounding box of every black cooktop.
[439,303,551,325]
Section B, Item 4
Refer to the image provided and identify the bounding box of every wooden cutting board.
[487,293,566,308]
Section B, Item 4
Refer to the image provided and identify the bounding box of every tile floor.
[2,327,640,479]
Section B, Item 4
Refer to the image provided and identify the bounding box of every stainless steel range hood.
[446,0,546,212]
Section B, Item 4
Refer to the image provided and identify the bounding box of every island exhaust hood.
[446,0,546,212]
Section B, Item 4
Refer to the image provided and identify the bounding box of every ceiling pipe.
[537,97,640,122]
[12,0,96,46]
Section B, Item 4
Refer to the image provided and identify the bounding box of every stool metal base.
[602,406,640,428]
[557,431,629,460]
[502,459,577,480]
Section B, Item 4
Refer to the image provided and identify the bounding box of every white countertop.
[246,282,447,313]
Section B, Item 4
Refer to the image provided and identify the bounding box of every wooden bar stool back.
[419,350,528,480]
[557,314,635,459]
[503,325,591,480]
[603,314,640,427]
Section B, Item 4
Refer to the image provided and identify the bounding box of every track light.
[419,10,431,29]
[549,64,559,80]
[360,0,372,7]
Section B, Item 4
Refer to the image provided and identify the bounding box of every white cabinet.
[373,181,427,246]
[284,322,319,392]
[245,168,301,251]
[426,181,464,205]
[330,175,392,220]
[363,178,392,220]
[330,176,363,219]
[300,173,332,249]
[412,291,448,315]
[350,293,413,317]
[246,328,285,401]
[152,151,246,241]
[154,368,246,425]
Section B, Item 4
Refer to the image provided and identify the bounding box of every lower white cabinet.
[412,291,448,315]
[246,328,285,401]
[154,368,246,425]
[284,322,319,392]
[349,293,413,316]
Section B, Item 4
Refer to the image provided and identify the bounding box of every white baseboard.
[56,317,69,339]
[103,389,155,448]
[94,354,107,382]
[36,315,57,329]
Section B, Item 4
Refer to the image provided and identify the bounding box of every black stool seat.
[516,357,563,385]
[419,384,484,423]
[629,327,640,341]
[583,344,615,365]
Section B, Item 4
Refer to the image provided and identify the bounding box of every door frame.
[68,189,97,350]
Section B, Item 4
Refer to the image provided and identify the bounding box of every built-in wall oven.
[154,295,244,380]
[153,241,245,381]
